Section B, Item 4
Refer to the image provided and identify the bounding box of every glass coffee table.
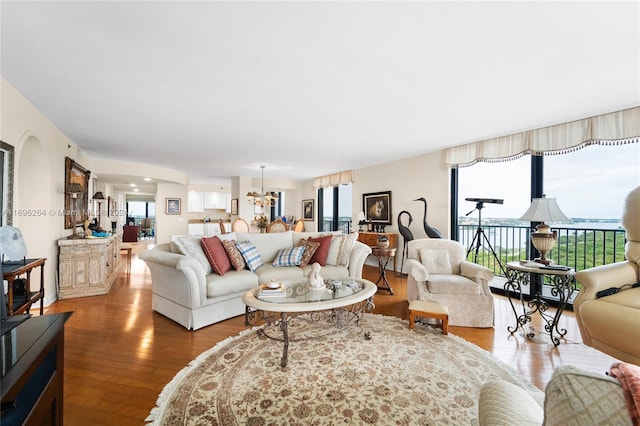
[242,278,377,368]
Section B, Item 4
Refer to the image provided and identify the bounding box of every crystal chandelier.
[247,165,279,208]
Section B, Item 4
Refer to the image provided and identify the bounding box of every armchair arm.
[574,260,638,304]
[460,261,494,282]
[405,258,429,282]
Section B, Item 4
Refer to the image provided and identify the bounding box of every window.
[318,183,352,233]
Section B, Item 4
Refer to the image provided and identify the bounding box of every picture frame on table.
[166,198,181,215]
[363,191,392,225]
[302,199,314,221]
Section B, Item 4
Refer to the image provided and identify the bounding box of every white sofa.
[139,231,371,330]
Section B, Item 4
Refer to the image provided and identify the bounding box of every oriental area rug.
[147,314,538,425]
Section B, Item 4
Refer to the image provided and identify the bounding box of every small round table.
[371,247,396,295]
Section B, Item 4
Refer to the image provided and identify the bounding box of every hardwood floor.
[43,252,618,425]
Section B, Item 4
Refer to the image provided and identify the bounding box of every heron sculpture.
[397,210,414,275]
[414,197,443,238]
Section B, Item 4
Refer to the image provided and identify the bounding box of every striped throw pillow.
[272,246,306,267]
[235,241,264,272]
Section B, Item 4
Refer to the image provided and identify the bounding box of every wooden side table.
[2,257,46,316]
[357,232,398,273]
[370,247,396,294]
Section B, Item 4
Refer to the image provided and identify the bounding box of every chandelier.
[247,165,279,208]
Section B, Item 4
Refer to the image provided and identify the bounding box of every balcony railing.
[458,223,626,285]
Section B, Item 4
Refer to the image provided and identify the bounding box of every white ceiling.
[1,1,638,187]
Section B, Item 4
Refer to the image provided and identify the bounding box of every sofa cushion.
[254,264,304,283]
[478,380,544,426]
[221,239,246,271]
[171,235,212,274]
[326,233,358,267]
[298,240,320,267]
[544,365,631,425]
[308,235,333,266]
[236,241,264,272]
[206,269,259,298]
[420,248,453,274]
[201,236,231,276]
[427,275,483,295]
[236,231,294,263]
[303,264,349,280]
[272,246,306,267]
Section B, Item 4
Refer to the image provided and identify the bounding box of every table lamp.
[357,211,366,231]
[519,195,570,265]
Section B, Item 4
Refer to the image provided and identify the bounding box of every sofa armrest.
[574,261,638,305]
[460,260,494,282]
[347,241,372,279]
[478,380,544,426]
[139,248,207,309]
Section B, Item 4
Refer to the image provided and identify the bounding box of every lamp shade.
[519,198,570,223]
[357,211,366,222]
[67,182,86,194]
[93,191,105,200]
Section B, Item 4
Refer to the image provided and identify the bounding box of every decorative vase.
[377,236,389,249]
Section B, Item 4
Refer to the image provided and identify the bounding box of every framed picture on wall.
[231,198,238,215]
[166,198,181,215]
[64,157,91,229]
[302,199,314,221]
[363,191,392,225]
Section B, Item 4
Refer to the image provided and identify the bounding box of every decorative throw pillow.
[308,235,333,266]
[325,233,358,266]
[298,240,320,267]
[170,235,212,274]
[200,236,231,276]
[222,239,245,271]
[419,248,453,274]
[272,246,306,267]
[236,241,264,272]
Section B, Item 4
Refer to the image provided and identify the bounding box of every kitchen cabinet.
[188,192,204,213]
[188,223,204,235]
[204,192,229,210]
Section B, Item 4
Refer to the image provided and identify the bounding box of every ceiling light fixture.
[247,165,278,208]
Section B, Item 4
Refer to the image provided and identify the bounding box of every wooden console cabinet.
[1,312,72,425]
[357,232,398,272]
[57,236,121,299]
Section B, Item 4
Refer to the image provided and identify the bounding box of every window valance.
[445,107,639,168]
[312,170,353,189]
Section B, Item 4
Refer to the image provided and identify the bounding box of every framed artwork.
[231,198,238,215]
[302,199,314,221]
[107,196,111,217]
[64,157,91,229]
[363,191,392,225]
[166,198,181,215]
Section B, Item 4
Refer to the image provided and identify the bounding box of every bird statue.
[397,210,414,275]
[414,197,443,238]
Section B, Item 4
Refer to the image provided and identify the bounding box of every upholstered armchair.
[574,185,640,364]
[405,239,495,327]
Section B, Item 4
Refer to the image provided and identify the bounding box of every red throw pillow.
[308,235,332,266]
[201,236,231,276]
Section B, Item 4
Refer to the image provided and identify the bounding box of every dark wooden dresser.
[1,312,72,425]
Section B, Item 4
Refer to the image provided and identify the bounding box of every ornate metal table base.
[245,298,375,368]
[504,262,575,346]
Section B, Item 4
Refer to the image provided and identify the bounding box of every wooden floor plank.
[41,252,618,424]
